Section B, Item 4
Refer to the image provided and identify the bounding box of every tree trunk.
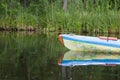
[20,0,27,8]
[82,0,86,9]
[23,0,27,8]
[63,0,68,11]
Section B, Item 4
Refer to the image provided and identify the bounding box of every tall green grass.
[46,0,120,33]
[0,0,120,33]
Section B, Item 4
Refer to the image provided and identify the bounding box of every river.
[0,32,120,80]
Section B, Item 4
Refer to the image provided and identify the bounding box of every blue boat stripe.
[62,59,120,63]
[61,60,120,66]
[63,36,120,48]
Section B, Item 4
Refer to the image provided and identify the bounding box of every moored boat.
[59,34,120,53]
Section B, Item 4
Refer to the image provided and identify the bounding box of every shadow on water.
[18,49,29,80]
[60,65,120,80]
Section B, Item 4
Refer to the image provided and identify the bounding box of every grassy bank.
[0,0,120,33]
[47,0,120,33]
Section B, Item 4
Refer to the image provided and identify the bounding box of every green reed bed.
[0,0,45,31]
[0,0,120,33]
[46,0,120,33]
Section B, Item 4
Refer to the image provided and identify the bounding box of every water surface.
[0,32,120,80]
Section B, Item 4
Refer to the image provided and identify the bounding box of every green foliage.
[0,0,120,32]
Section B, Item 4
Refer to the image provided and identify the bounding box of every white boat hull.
[63,39,120,53]
[59,34,120,53]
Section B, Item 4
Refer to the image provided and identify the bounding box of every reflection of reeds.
[0,32,66,79]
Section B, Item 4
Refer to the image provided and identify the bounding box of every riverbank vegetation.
[0,0,120,33]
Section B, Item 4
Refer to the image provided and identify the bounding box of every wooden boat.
[58,51,120,66]
[59,34,120,53]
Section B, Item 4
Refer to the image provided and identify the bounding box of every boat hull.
[59,34,120,53]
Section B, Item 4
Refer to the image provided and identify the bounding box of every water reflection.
[59,51,120,66]
[0,32,66,80]
[58,51,120,80]
[1,32,120,80]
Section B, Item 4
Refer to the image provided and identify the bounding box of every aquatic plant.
[0,0,120,33]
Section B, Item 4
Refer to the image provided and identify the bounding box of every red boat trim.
[58,53,64,65]
[99,36,118,41]
[100,64,116,66]
[59,35,64,46]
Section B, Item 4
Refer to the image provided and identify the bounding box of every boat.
[58,51,120,66]
[59,34,120,53]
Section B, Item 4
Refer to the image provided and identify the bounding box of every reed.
[0,0,120,33]
[46,0,120,33]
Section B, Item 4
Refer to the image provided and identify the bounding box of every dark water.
[0,32,120,80]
